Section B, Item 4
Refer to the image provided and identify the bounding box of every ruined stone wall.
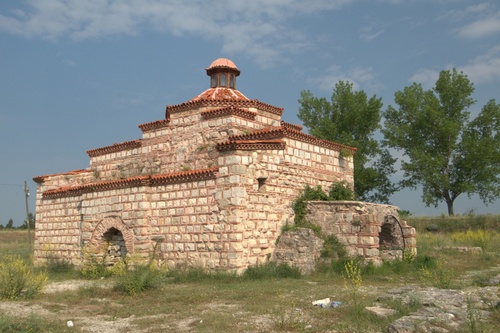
[273,201,417,273]
[304,201,416,264]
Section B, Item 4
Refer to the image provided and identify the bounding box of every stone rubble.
[373,286,500,333]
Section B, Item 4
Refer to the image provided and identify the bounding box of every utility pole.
[24,180,31,252]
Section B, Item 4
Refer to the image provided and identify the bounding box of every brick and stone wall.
[305,201,414,261]
[33,58,358,273]
[274,201,417,273]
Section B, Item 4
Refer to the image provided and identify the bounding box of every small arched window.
[211,75,217,88]
[220,74,226,87]
[229,75,235,88]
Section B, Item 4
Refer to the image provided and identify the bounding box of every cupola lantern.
[206,58,240,89]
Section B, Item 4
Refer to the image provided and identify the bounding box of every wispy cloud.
[359,24,385,41]
[409,68,440,88]
[310,65,382,92]
[457,14,500,39]
[439,3,500,39]
[438,3,493,22]
[0,0,353,67]
[459,45,500,83]
[410,45,500,87]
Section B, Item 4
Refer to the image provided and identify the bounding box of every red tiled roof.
[189,87,249,102]
[138,119,170,132]
[206,58,241,76]
[166,99,284,116]
[42,168,219,199]
[201,106,256,120]
[281,121,303,132]
[219,125,357,154]
[217,139,286,152]
[87,140,142,158]
[207,58,238,70]
[33,169,92,184]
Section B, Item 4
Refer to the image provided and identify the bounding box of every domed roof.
[187,58,247,102]
[207,58,238,70]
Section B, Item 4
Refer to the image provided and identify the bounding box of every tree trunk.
[446,199,454,216]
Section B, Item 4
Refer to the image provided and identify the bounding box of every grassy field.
[0,229,32,259]
[1,215,500,333]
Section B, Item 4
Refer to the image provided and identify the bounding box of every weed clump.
[292,183,355,228]
[114,264,166,296]
[45,256,74,274]
[0,255,48,300]
[80,249,110,280]
[0,313,44,333]
[243,262,301,280]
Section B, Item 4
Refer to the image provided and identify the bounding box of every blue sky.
[1,0,499,226]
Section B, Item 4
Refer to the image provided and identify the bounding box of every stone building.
[33,58,357,272]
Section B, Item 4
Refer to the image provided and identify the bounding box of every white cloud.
[311,65,381,92]
[457,14,500,39]
[459,45,500,84]
[409,68,440,88]
[359,24,385,41]
[410,45,500,86]
[438,3,500,39]
[438,3,493,22]
[0,0,353,67]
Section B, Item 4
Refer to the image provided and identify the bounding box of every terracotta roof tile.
[281,121,303,132]
[207,58,238,70]
[33,169,91,184]
[219,125,357,154]
[189,87,249,102]
[138,119,170,132]
[42,168,219,198]
[166,99,283,116]
[87,140,142,158]
[201,106,256,120]
[216,139,285,152]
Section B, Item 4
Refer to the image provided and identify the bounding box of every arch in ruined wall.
[89,216,134,258]
[379,215,405,250]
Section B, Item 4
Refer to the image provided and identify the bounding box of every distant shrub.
[425,224,440,232]
[409,214,500,233]
[451,229,493,250]
[0,255,48,300]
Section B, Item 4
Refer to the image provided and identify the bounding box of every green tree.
[18,213,35,230]
[5,219,13,229]
[298,81,397,203]
[383,68,500,216]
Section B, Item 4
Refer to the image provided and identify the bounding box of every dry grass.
[0,229,32,259]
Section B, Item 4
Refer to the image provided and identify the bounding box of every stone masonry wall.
[304,201,416,264]
[34,103,355,272]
